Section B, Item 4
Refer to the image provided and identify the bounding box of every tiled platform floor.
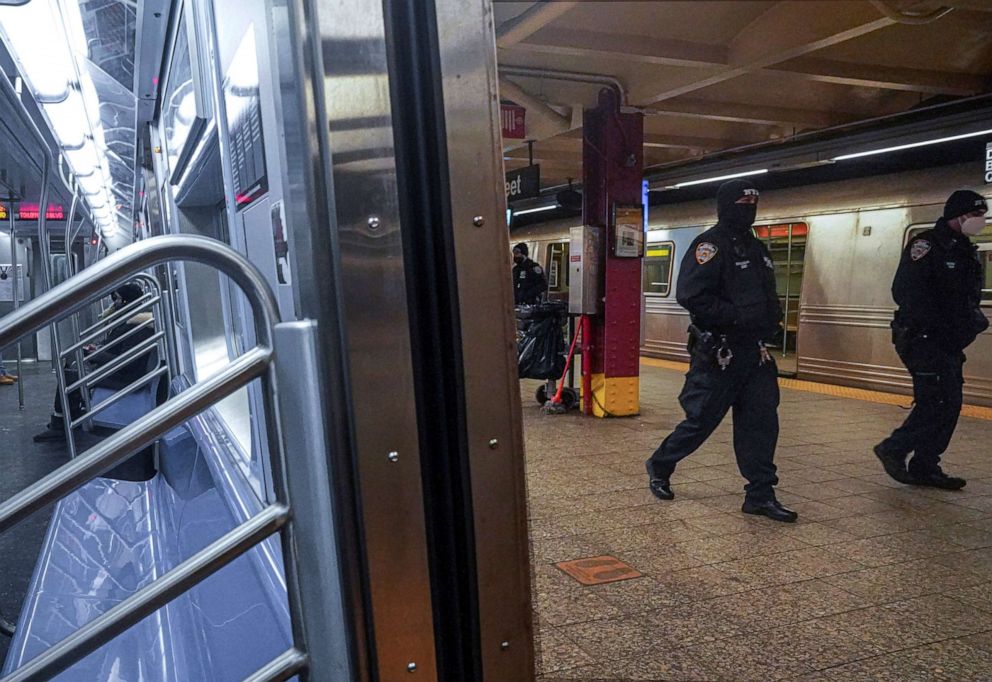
[524,362,992,681]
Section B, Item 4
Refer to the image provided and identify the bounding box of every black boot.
[33,416,66,443]
[742,498,798,523]
[646,461,674,500]
[909,467,966,491]
[874,444,914,484]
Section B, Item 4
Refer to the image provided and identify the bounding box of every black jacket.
[677,223,783,342]
[893,219,988,353]
[88,312,158,390]
[512,257,547,305]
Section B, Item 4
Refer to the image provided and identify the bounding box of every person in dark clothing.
[645,179,797,523]
[875,190,989,489]
[512,242,547,305]
[34,283,157,442]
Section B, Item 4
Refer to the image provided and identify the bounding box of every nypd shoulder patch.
[533,265,543,275]
[695,242,718,265]
[910,239,931,261]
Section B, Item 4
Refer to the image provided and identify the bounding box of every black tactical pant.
[880,348,964,476]
[646,344,780,502]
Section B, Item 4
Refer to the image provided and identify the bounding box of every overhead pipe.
[869,0,953,24]
[495,1,580,48]
[498,65,628,106]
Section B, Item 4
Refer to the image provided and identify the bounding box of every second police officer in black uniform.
[512,242,547,305]
[874,190,989,489]
[645,179,798,522]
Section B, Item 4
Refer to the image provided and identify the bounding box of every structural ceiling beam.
[495,1,580,48]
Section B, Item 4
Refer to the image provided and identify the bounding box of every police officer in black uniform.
[645,179,797,522]
[875,190,989,489]
[512,242,547,305]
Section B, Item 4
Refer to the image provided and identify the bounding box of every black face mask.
[513,254,524,264]
[723,203,757,230]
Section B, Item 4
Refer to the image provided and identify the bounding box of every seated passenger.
[33,284,156,443]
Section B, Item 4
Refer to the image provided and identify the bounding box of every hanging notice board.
[224,25,269,209]
[0,264,26,302]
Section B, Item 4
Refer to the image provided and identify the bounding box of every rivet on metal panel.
[473,215,485,227]
[368,215,382,231]
[488,438,498,449]
[501,641,510,650]
[388,451,399,462]
[407,662,417,673]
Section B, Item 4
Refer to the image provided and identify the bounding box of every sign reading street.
[505,164,540,201]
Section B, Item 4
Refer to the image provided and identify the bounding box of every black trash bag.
[517,316,566,380]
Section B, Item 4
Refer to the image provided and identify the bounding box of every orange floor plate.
[555,555,642,586]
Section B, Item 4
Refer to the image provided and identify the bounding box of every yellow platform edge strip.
[639,357,992,421]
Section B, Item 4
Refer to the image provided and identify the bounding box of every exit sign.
[501,103,526,140]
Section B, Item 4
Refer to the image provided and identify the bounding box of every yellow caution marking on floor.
[639,357,992,421]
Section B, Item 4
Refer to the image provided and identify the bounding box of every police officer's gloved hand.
[972,308,990,336]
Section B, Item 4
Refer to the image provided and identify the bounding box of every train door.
[754,222,807,376]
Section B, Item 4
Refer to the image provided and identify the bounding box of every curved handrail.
[0,234,280,354]
[0,234,305,680]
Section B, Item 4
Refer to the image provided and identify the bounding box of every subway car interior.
[0,1,992,680]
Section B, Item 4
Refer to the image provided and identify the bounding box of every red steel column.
[581,88,643,417]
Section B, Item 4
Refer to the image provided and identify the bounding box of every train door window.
[973,221,992,304]
[546,241,569,294]
[753,223,807,367]
[642,242,674,296]
[906,222,992,303]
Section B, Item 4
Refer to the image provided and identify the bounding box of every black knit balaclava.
[716,179,759,232]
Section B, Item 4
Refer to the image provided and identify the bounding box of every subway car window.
[642,242,674,296]
[906,222,992,303]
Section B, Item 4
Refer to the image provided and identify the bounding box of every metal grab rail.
[64,331,164,393]
[69,365,170,430]
[0,235,308,681]
[66,295,160,355]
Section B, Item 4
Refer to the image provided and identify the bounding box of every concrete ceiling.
[495,0,992,190]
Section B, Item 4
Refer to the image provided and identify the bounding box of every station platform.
[524,360,992,681]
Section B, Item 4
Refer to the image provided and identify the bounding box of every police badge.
[695,242,718,264]
[910,239,931,261]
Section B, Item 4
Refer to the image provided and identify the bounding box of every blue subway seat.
[2,422,292,681]
[88,381,160,431]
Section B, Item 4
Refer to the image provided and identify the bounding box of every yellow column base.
[583,373,639,417]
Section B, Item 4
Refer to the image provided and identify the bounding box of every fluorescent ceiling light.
[672,168,768,189]
[0,0,74,101]
[513,204,557,216]
[44,90,88,147]
[76,173,104,195]
[64,140,99,176]
[832,128,992,161]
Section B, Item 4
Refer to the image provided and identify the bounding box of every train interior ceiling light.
[0,0,119,237]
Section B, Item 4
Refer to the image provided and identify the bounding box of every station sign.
[986,142,992,184]
[505,164,540,202]
[501,103,526,140]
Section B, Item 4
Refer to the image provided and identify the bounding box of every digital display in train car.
[224,26,269,209]
[16,204,65,221]
[0,204,6,220]
[646,246,670,258]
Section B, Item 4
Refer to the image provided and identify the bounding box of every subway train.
[510,162,992,406]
